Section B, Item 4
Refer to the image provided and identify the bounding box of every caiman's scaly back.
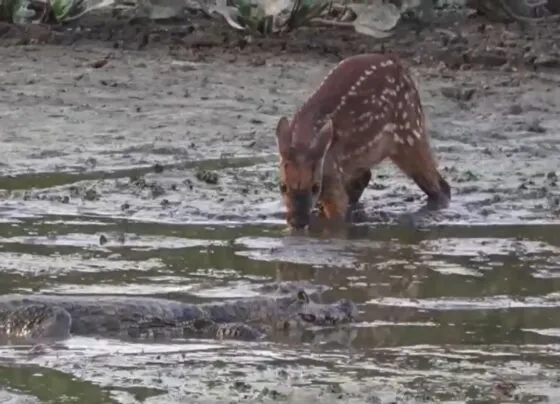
[276,53,451,229]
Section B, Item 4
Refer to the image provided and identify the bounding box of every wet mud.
[1,6,560,404]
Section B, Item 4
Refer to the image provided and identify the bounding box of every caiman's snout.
[298,297,359,327]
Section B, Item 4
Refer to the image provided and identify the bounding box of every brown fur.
[276,53,451,229]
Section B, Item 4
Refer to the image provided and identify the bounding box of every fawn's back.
[296,53,426,167]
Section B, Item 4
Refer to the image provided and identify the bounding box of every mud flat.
[0,8,560,404]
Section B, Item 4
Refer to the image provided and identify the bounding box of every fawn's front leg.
[345,168,372,206]
[317,177,350,224]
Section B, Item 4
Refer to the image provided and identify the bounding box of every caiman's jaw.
[283,290,359,329]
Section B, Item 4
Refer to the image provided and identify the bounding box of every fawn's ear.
[275,116,292,158]
[310,118,335,161]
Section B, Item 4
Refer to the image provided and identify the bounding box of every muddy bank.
[1,43,559,226]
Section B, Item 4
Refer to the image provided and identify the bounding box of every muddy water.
[1,44,560,403]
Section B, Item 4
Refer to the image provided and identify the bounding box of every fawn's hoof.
[426,194,450,211]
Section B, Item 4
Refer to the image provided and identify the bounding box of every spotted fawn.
[275,53,451,229]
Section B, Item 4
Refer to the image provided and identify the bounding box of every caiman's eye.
[279,184,288,194]
[311,183,320,195]
[300,314,316,323]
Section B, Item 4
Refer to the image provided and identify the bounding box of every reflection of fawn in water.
[274,262,318,283]
[275,53,451,230]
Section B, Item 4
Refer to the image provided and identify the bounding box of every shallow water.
[1,217,560,403]
[1,44,560,403]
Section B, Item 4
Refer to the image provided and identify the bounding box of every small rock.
[99,234,108,245]
[150,183,165,198]
[195,170,219,185]
[526,119,546,133]
[327,383,343,395]
[493,381,517,400]
[83,188,100,201]
[508,104,523,115]
[250,57,266,67]
[440,86,475,102]
[90,58,109,69]
[533,53,559,68]
[232,381,251,392]
[153,163,164,173]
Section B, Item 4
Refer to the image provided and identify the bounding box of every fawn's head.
[275,116,335,230]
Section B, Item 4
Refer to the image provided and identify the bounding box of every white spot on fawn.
[288,55,428,174]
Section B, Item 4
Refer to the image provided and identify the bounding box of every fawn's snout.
[285,190,313,229]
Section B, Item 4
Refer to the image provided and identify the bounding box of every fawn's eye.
[279,184,288,194]
[311,183,320,194]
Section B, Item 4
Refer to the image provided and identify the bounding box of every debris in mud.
[326,383,344,397]
[130,175,167,198]
[195,169,219,185]
[83,188,101,201]
[90,56,110,68]
[232,380,252,392]
[259,387,287,400]
[454,170,479,183]
[99,232,127,245]
[508,104,523,115]
[532,52,560,69]
[492,381,519,400]
[150,183,165,198]
[227,380,289,401]
[131,176,147,189]
[152,163,165,173]
[526,119,547,133]
[99,234,108,245]
[440,85,476,102]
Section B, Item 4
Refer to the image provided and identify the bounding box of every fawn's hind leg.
[345,169,372,206]
[390,134,450,210]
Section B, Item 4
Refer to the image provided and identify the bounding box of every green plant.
[1,0,113,24]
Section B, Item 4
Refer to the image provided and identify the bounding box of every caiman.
[0,290,358,344]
